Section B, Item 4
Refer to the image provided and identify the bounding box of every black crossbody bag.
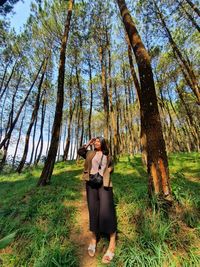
[89,154,104,186]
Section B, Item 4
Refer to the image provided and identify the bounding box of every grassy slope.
[0,161,83,267]
[0,153,200,267]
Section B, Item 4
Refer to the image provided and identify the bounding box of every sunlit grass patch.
[0,161,82,267]
[112,152,200,266]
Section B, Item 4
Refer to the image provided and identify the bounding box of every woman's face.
[94,138,101,150]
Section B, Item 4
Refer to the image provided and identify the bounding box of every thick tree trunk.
[38,0,74,186]
[117,0,172,201]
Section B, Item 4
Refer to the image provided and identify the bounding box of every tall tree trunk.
[0,59,45,150]
[107,36,118,160]
[88,59,93,142]
[38,0,74,186]
[179,1,200,32]
[0,62,9,94]
[125,32,147,163]
[99,46,109,140]
[153,0,200,104]
[46,115,51,156]
[167,87,193,152]
[63,74,74,161]
[0,59,18,100]
[76,66,84,147]
[117,0,172,201]
[185,0,200,16]
[0,76,21,169]
[114,82,121,154]
[16,58,47,173]
[12,107,27,168]
[30,117,38,165]
[35,97,46,165]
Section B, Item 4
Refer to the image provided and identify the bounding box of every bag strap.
[98,154,104,170]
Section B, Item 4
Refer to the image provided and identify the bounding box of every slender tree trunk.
[107,38,118,160]
[185,0,200,16]
[0,59,45,150]
[30,117,38,165]
[153,0,200,104]
[76,66,84,147]
[179,1,200,32]
[88,59,93,142]
[0,85,9,142]
[57,123,62,162]
[114,82,121,154]
[0,59,18,101]
[12,107,27,167]
[35,97,46,165]
[117,0,172,201]
[46,115,51,156]
[0,76,21,169]
[167,87,193,152]
[0,62,9,93]
[38,0,74,186]
[16,58,47,173]
[99,46,109,140]
[63,75,74,161]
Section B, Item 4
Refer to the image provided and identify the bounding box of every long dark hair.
[95,136,109,155]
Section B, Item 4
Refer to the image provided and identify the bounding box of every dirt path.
[69,184,99,267]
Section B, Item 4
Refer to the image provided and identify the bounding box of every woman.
[78,137,117,264]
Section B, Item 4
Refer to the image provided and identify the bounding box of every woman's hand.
[84,138,96,148]
[108,167,112,173]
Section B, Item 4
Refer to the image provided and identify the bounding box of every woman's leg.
[86,182,100,244]
[109,232,116,252]
[98,186,117,235]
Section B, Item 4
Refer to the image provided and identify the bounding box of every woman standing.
[78,137,117,264]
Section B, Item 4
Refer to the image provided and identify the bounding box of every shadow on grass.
[112,156,148,204]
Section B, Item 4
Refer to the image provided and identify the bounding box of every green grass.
[0,161,82,267]
[0,153,200,267]
[108,152,200,267]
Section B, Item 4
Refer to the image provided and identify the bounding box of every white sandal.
[102,250,115,264]
[88,243,96,257]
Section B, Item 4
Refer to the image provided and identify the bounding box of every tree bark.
[38,0,74,186]
[117,0,172,201]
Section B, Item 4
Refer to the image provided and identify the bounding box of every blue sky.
[9,0,32,32]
